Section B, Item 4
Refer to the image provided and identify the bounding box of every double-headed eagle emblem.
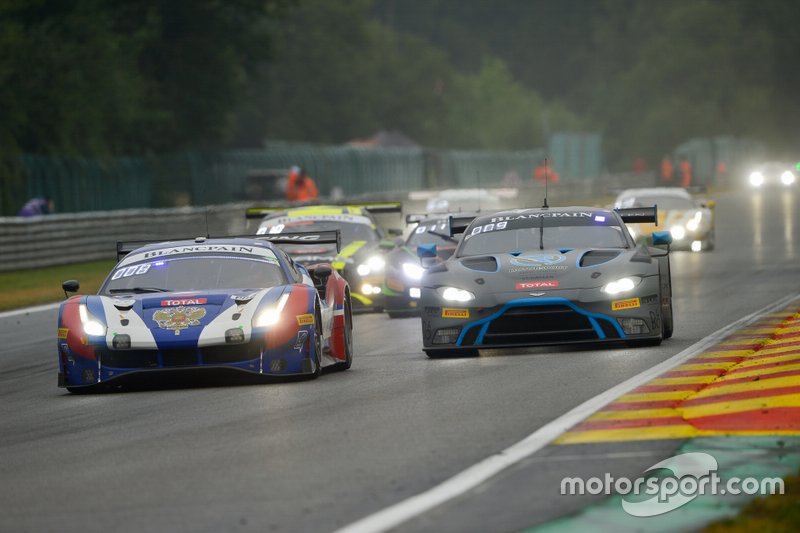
[153,306,206,335]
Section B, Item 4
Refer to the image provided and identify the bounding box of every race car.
[418,206,673,357]
[57,231,353,392]
[613,187,715,252]
[746,161,797,189]
[383,214,463,318]
[247,204,402,312]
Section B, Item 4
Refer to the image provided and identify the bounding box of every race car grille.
[475,305,621,345]
[98,344,262,368]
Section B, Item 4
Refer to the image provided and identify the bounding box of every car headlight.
[79,304,106,336]
[686,211,702,231]
[357,255,386,276]
[602,276,641,295]
[781,171,795,185]
[670,225,686,240]
[253,293,289,327]
[401,262,425,280]
[437,286,476,302]
[749,171,764,187]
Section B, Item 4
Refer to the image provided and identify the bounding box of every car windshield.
[101,254,287,294]
[619,195,694,210]
[407,220,458,257]
[458,213,628,257]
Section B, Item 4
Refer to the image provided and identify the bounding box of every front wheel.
[338,297,353,370]
[307,309,323,379]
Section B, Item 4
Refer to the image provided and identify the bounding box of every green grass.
[701,472,800,533]
[0,260,116,311]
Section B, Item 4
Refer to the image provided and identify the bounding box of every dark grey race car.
[418,206,673,357]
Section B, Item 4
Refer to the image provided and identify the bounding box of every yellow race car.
[247,204,402,311]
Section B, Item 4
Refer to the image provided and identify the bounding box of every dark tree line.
[2,0,799,169]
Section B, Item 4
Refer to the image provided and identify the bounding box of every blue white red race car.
[57,232,353,392]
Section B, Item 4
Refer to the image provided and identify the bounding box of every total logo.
[516,280,559,290]
[510,253,566,267]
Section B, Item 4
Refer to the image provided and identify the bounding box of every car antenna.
[205,204,211,239]
[543,158,549,208]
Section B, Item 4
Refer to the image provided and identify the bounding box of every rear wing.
[614,206,658,224]
[352,202,402,214]
[116,230,341,261]
[448,214,478,236]
[255,230,341,252]
[246,207,285,220]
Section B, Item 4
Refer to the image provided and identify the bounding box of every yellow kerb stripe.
[616,390,693,403]
[555,425,698,444]
[587,408,679,421]
[715,362,800,382]
[680,394,800,419]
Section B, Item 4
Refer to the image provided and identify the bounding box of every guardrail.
[0,174,669,272]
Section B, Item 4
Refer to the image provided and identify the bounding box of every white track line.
[0,301,61,319]
[333,292,800,533]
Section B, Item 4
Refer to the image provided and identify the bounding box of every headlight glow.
[401,262,425,280]
[781,171,795,185]
[357,255,386,276]
[686,211,702,231]
[438,286,476,302]
[670,225,686,240]
[253,293,290,327]
[749,171,764,187]
[602,276,641,295]
[79,304,106,336]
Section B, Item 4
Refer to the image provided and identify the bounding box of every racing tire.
[387,311,418,319]
[659,258,674,340]
[306,307,323,380]
[337,296,354,370]
[424,348,479,358]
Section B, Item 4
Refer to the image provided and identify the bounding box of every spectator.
[660,156,674,185]
[18,197,54,217]
[533,159,560,184]
[679,157,693,188]
[286,166,319,202]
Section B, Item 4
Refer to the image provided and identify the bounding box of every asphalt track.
[0,188,798,533]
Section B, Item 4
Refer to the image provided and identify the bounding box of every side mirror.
[652,231,673,246]
[387,228,403,237]
[417,244,438,258]
[62,279,80,298]
[379,239,396,250]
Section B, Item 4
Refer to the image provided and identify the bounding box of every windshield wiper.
[429,230,458,243]
[109,287,169,294]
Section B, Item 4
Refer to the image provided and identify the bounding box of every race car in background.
[613,187,715,252]
[418,206,673,357]
[248,204,402,311]
[746,161,797,189]
[57,232,353,392]
[383,214,464,318]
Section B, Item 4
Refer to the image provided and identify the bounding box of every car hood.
[426,247,656,294]
[82,287,286,349]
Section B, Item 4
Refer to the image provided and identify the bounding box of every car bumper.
[420,292,663,350]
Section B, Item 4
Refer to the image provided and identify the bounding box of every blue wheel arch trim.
[456,297,626,346]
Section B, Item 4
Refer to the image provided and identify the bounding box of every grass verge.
[0,260,115,311]
[701,472,800,533]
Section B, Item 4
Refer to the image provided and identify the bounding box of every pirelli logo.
[612,297,641,311]
[296,314,315,326]
[442,308,470,319]
[57,328,69,339]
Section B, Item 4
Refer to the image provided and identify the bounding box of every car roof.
[470,206,614,225]
[118,238,282,267]
[615,187,691,199]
